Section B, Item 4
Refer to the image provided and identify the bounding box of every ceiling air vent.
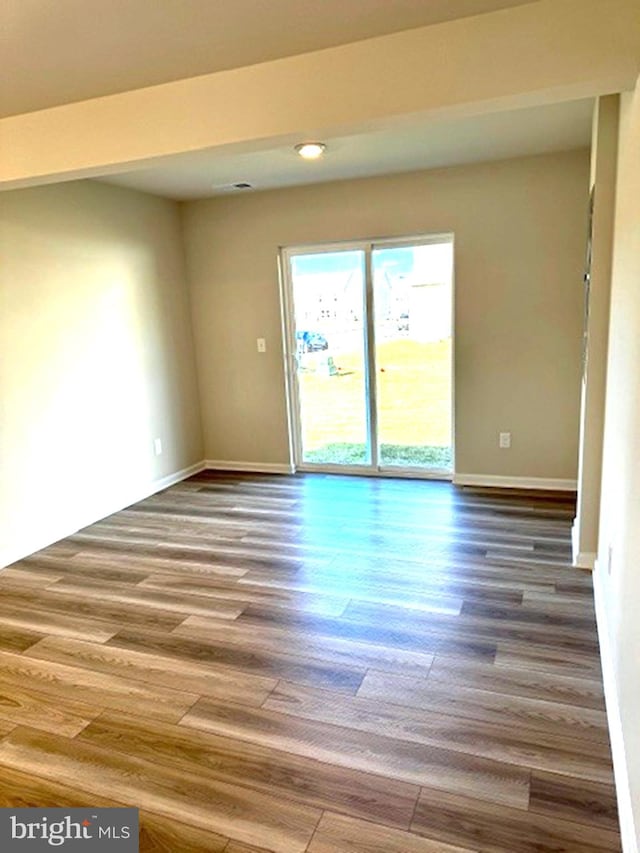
[211,181,254,193]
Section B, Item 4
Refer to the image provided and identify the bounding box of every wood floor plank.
[0,648,198,723]
[172,614,435,677]
[232,606,498,660]
[248,568,556,604]
[522,589,598,609]
[340,600,599,654]
[460,598,598,634]
[0,727,321,853]
[25,635,278,706]
[0,583,206,631]
[494,645,604,679]
[108,626,366,693]
[0,472,620,850]
[0,679,99,736]
[528,770,620,832]
[0,763,230,852]
[356,670,609,743]
[426,654,605,710]
[237,567,525,606]
[138,813,229,853]
[0,719,17,738]
[0,601,118,643]
[138,573,351,617]
[0,567,64,588]
[46,576,248,621]
[182,697,531,809]
[262,680,614,784]
[78,710,419,829]
[411,786,621,853]
[223,843,278,853]
[69,532,327,575]
[307,811,476,853]
[68,550,250,579]
[0,760,124,810]
[0,626,44,654]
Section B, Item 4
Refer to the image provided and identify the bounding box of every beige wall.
[0,180,203,567]
[595,75,640,851]
[182,149,589,479]
[573,96,619,566]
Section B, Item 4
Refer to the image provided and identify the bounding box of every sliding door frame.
[279,233,455,480]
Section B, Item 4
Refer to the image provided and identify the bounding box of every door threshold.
[295,464,452,481]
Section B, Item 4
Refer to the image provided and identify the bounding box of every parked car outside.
[397,312,409,331]
[296,330,329,352]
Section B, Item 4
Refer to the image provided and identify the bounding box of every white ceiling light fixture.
[295,142,327,160]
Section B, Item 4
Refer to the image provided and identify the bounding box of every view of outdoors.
[290,241,453,469]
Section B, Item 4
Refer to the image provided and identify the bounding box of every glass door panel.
[372,240,453,470]
[289,250,370,466]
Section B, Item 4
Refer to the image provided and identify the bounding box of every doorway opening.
[281,235,454,478]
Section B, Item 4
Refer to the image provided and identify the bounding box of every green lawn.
[304,442,453,467]
[298,338,452,468]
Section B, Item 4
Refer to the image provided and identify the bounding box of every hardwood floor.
[0,471,620,852]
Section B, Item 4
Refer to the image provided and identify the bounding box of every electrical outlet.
[499,432,511,449]
[257,338,266,353]
[154,438,163,456]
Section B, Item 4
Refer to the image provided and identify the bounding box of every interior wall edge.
[593,562,639,853]
[571,521,597,569]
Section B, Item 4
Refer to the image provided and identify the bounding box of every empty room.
[1,1,639,851]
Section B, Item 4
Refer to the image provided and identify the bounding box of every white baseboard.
[453,473,578,491]
[574,551,596,570]
[146,460,206,493]
[205,459,294,475]
[593,562,639,853]
[571,520,596,570]
[0,459,206,570]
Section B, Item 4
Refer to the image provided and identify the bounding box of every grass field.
[298,337,452,468]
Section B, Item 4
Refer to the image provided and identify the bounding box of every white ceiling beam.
[1,0,638,190]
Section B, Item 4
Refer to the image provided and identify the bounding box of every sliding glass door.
[288,249,370,466]
[282,236,453,477]
[372,241,453,471]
